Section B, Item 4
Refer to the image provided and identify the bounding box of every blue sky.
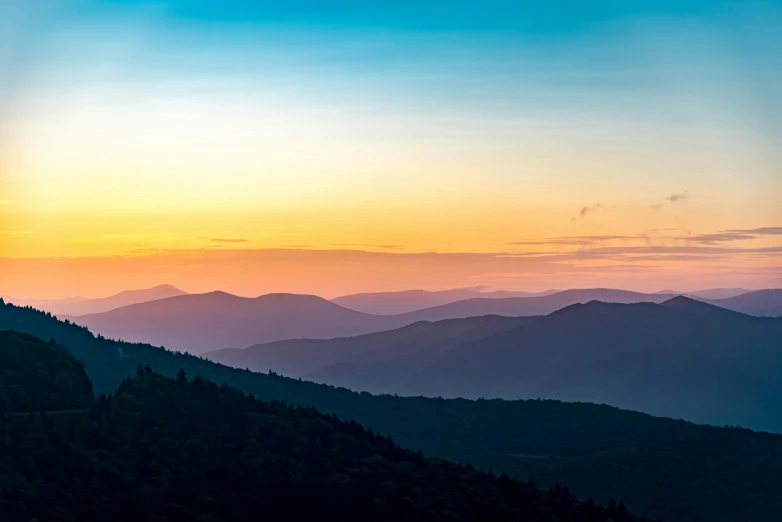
[1,0,780,295]
[100,0,726,31]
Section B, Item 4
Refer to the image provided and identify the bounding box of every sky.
[1,0,780,298]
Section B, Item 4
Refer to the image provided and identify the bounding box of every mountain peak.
[256,292,331,303]
[661,295,741,316]
[151,284,184,292]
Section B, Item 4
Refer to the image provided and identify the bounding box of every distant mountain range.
[67,287,782,354]
[403,297,782,430]
[206,296,782,431]
[392,288,679,322]
[331,287,559,315]
[5,284,775,324]
[684,288,752,300]
[700,289,782,317]
[65,292,394,354]
[207,315,535,380]
[3,298,782,522]
[333,287,764,315]
[4,284,187,316]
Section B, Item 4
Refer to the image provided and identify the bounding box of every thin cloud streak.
[510,226,782,249]
[726,227,782,235]
[208,238,250,243]
[575,203,602,219]
[685,227,782,244]
[510,245,782,258]
[333,244,405,250]
[666,192,690,204]
[510,235,636,246]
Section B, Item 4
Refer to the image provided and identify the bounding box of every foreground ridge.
[0,331,646,521]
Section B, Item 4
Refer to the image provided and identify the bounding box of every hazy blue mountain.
[4,295,87,307]
[700,289,782,317]
[206,295,782,432]
[685,288,751,299]
[400,298,782,431]
[3,284,188,316]
[74,288,680,356]
[394,288,678,323]
[206,315,534,382]
[63,287,777,361]
[67,292,397,354]
[332,287,557,315]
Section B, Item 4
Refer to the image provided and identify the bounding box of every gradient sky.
[1,0,780,298]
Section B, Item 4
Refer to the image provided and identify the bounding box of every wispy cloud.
[101,234,150,240]
[510,235,636,246]
[208,238,250,243]
[684,227,782,245]
[665,192,690,204]
[685,232,756,244]
[574,203,602,220]
[650,191,690,210]
[509,245,782,261]
[333,243,404,250]
[726,227,782,236]
[508,226,782,258]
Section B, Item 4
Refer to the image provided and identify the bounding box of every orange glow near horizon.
[1,1,780,299]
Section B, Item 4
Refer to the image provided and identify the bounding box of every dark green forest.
[2,299,781,521]
[0,337,643,521]
[0,331,93,413]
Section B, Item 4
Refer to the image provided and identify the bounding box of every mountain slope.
[402,298,782,431]
[0,331,93,412]
[660,295,741,316]
[209,296,782,430]
[332,287,556,315]
[3,301,782,521]
[395,289,678,323]
[4,284,188,316]
[68,292,397,354]
[205,315,534,383]
[72,288,681,354]
[685,288,750,300]
[701,289,782,317]
[2,365,638,522]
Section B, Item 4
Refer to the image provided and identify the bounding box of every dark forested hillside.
[0,330,93,413]
[2,300,782,521]
[0,369,643,522]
